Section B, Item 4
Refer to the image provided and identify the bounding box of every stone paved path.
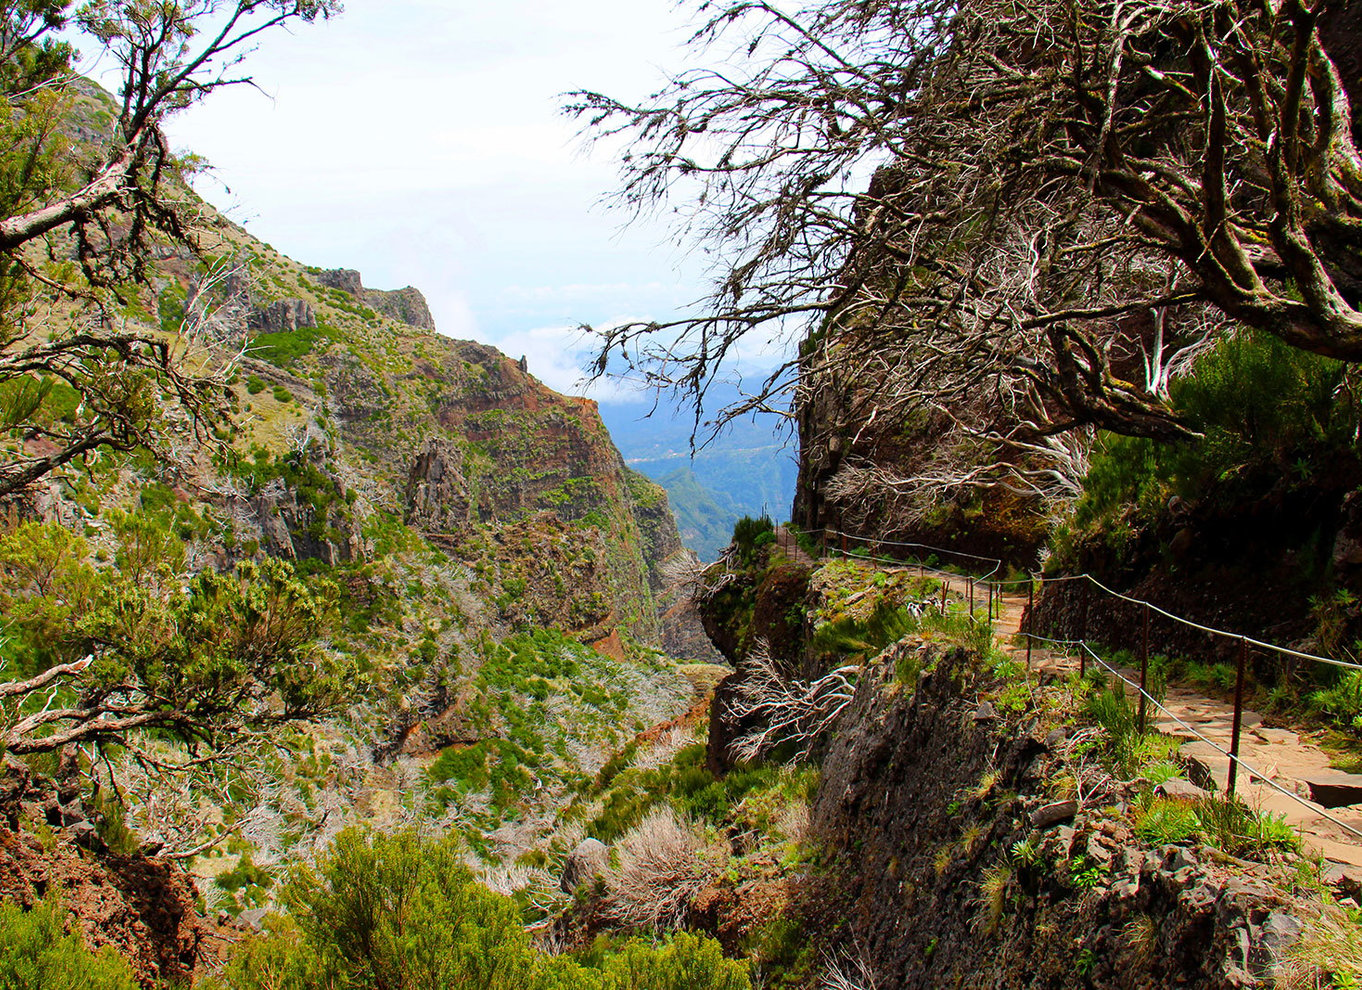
[862,561,1362,868]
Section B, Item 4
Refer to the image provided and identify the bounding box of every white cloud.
[73,0,799,393]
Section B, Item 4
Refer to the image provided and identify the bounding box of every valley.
[3,1,1362,988]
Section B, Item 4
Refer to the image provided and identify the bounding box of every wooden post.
[1026,578,1034,669]
[841,532,847,555]
[940,582,948,615]
[968,577,974,617]
[1138,602,1150,732]
[1228,637,1248,797]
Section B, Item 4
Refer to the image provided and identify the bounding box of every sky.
[79,0,765,403]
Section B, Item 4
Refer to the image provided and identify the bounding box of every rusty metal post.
[1138,602,1150,732]
[988,581,994,621]
[820,530,827,557]
[841,532,847,555]
[919,561,924,578]
[1228,637,1248,797]
[968,577,974,617]
[1026,577,1034,669]
[940,582,948,615]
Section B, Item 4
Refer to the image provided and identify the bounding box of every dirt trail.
[775,526,816,567]
[861,560,1362,869]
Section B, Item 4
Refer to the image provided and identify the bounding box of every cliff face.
[690,551,1333,989]
[167,236,687,646]
[793,365,1049,569]
[808,650,1304,990]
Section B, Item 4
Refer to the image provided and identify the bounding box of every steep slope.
[0,78,714,949]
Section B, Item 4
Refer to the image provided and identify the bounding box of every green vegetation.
[1132,792,1298,857]
[1058,333,1360,568]
[422,630,684,848]
[0,894,137,990]
[0,519,343,754]
[208,829,750,990]
[577,741,817,847]
[730,514,776,567]
[248,322,340,369]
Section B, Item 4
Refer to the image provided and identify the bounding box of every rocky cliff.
[152,221,690,646]
[686,546,1346,988]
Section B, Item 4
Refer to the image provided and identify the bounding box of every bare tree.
[0,1,339,499]
[571,0,1362,447]
[727,639,860,762]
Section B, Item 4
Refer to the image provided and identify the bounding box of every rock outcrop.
[366,285,436,330]
[800,647,1311,989]
[247,298,315,333]
[0,763,213,986]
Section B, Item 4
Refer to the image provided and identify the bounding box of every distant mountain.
[656,466,743,562]
[599,386,799,560]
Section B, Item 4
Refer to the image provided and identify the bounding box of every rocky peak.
[367,286,436,330]
[316,268,364,297]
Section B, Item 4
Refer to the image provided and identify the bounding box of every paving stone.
[1299,774,1362,808]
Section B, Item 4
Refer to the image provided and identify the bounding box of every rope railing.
[781,524,1362,849]
[1027,630,1362,845]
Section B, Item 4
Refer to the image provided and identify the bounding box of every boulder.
[560,838,610,894]
[1157,778,1209,801]
[1030,800,1078,829]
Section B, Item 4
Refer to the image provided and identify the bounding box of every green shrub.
[731,515,775,566]
[811,599,918,659]
[245,374,266,395]
[598,932,749,990]
[211,829,749,990]
[0,894,137,989]
[1133,796,1200,845]
[1310,670,1362,733]
[1058,333,1360,568]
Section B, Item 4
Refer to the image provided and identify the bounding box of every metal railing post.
[1228,637,1248,797]
[940,582,948,615]
[1026,577,1034,670]
[968,577,974,618]
[1138,602,1150,732]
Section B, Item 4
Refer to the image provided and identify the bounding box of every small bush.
[604,808,728,932]
[210,828,749,990]
[0,894,138,989]
[245,374,266,395]
[1133,796,1201,845]
[731,515,775,566]
[1310,670,1362,733]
